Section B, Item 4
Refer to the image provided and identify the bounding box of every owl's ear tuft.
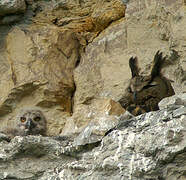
[151,50,164,79]
[129,57,139,78]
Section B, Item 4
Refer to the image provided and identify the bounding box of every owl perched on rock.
[119,51,175,116]
[1,108,46,140]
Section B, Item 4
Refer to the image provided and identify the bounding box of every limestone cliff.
[0,0,186,179]
[1,0,185,136]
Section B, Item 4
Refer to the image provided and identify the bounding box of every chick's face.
[17,109,46,135]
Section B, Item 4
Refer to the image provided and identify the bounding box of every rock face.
[68,0,185,134]
[0,0,186,178]
[1,26,79,135]
[0,0,126,135]
[0,94,185,179]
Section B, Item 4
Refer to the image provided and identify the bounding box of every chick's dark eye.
[20,117,26,123]
[34,116,41,121]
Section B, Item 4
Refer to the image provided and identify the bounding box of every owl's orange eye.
[34,116,41,121]
[20,117,26,123]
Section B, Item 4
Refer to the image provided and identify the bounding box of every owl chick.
[0,108,46,142]
[16,108,47,136]
[0,108,47,142]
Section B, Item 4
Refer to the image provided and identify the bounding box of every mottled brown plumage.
[119,51,175,116]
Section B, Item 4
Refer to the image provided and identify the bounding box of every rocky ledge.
[0,93,185,180]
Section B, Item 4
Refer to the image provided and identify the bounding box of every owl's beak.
[133,91,137,101]
[26,119,36,130]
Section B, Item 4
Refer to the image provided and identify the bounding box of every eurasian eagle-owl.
[119,51,175,116]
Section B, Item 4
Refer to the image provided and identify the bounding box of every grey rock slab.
[159,93,186,110]
[37,96,186,179]
[0,0,26,16]
[173,106,186,118]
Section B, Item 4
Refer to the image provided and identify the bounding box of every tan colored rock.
[0,24,81,135]
[0,26,14,117]
[62,98,125,136]
[99,98,125,116]
[44,0,126,42]
[91,0,126,31]
[6,26,77,106]
[73,19,128,107]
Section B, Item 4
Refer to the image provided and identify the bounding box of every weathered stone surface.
[0,135,74,179]
[62,98,126,137]
[0,94,185,179]
[73,110,132,146]
[34,0,126,42]
[74,20,128,105]
[0,0,26,16]
[91,0,126,31]
[100,98,125,116]
[159,93,186,110]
